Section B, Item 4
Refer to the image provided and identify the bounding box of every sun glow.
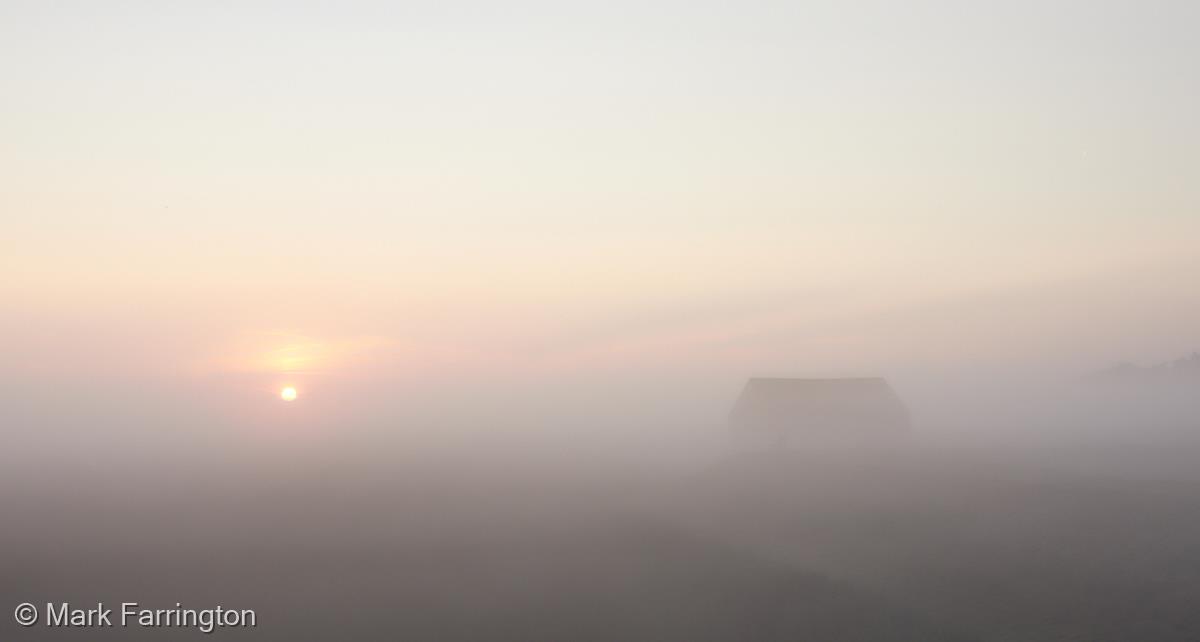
[280,387,298,401]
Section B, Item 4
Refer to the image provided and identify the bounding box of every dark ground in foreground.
[4,439,1200,641]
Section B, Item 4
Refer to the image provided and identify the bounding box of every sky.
[3,1,1198,430]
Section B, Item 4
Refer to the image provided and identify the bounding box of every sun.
[280,386,298,401]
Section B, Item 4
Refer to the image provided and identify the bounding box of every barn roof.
[729,377,909,433]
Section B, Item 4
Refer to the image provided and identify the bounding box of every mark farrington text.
[43,602,256,634]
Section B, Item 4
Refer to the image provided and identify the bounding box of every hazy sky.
[3,1,1198,413]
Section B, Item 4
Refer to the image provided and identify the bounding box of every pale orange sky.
[3,1,1198,409]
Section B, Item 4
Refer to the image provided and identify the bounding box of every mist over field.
[5,364,1200,640]
[4,0,1200,640]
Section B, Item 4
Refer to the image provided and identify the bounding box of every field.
[6,424,1200,641]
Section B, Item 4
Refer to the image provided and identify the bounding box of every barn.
[729,377,910,442]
